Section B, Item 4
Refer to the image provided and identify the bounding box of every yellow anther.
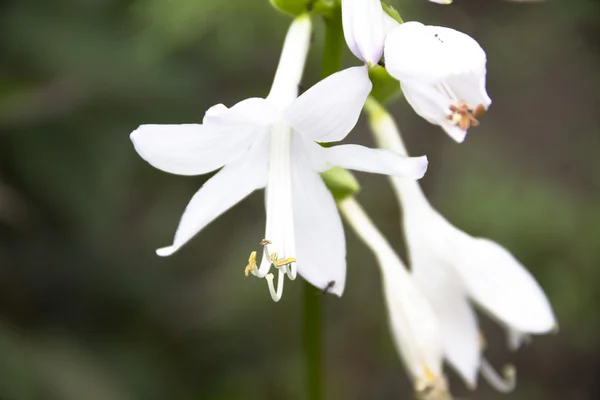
[244,251,257,277]
[260,239,272,246]
[270,252,278,262]
[273,257,296,267]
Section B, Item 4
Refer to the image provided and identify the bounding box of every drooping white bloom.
[384,21,492,143]
[130,15,428,302]
[339,198,451,400]
[341,0,386,66]
[367,99,557,391]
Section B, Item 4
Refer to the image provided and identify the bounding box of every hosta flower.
[130,15,428,302]
[367,99,557,391]
[340,198,451,400]
[341,0,386,66]
[384,21,492,143]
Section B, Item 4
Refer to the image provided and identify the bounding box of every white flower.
[384,21,492,143]
[368,100,557,391]
[341,0,386,66]
[339,198,451,400]
[130,15,428,302]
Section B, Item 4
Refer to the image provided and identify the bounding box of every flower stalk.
[303,10,344,400]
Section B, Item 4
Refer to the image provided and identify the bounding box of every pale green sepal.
[381,2,403,24]
[270,0,312,16]
[368,65,402,105]
[270,0,334,16]
[321,167,361,202]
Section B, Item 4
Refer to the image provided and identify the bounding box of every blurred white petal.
[455,238,558,333]
[413,261,480,388]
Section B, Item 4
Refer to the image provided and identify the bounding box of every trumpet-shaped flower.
[341,0,386,66]
[367,99,557,391]
[130,16,428,302]
[340,198,451,400]
[384,21,492,143]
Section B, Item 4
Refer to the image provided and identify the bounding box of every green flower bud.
[321,167,361,202]
[270,0,313,16]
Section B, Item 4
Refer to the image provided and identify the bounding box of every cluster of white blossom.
[130,1,556,398]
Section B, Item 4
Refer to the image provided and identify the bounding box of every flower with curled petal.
[384,21,492,143]
[367,98,557,392]
[130,15,428,302]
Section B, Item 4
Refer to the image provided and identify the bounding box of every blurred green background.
[0,0,599,399]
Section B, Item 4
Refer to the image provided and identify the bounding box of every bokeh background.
[1,0,599,399]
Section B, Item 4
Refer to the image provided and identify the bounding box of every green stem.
[320,6,343,79]
[303,281,323,400]
[303,6,344,400]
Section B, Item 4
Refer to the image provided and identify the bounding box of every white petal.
[283,66,372,143]
[131,123,257,176]
[413,265,481,388]
[385,22,447,82]
[156,134,269,256]
[400,82,468,143]
[383,12,400,36]
[301,138,428,178]
[202,103,228,124]
[316,143,428,179]
[382,256,444,382]
[341,0,385,65]
[455,238,557,334]
[290,137,346,295]
[267,14,312,110]
[339,198,443,381]
[201,97,280,127]
[385,22,487,83]
[423,26,487,77]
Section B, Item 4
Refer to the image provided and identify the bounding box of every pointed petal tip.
[329,284,344,297]
[414,155,429,179]
[446,127,467,143]
[130,125,142,142]
[156,246,177,257]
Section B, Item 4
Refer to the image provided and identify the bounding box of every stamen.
[481,358,516,393]
[265,269,285,302]
[447,100,486,131]
[273,257,296,267]
[246,238,297,299]
[244,251,257,277]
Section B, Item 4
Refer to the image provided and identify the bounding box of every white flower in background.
[130,15,428,302]
[384,21,492,143]
[367,100,557,391]
[341,0,386,66]
[428,0,453,4]
[339,198,451,400]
